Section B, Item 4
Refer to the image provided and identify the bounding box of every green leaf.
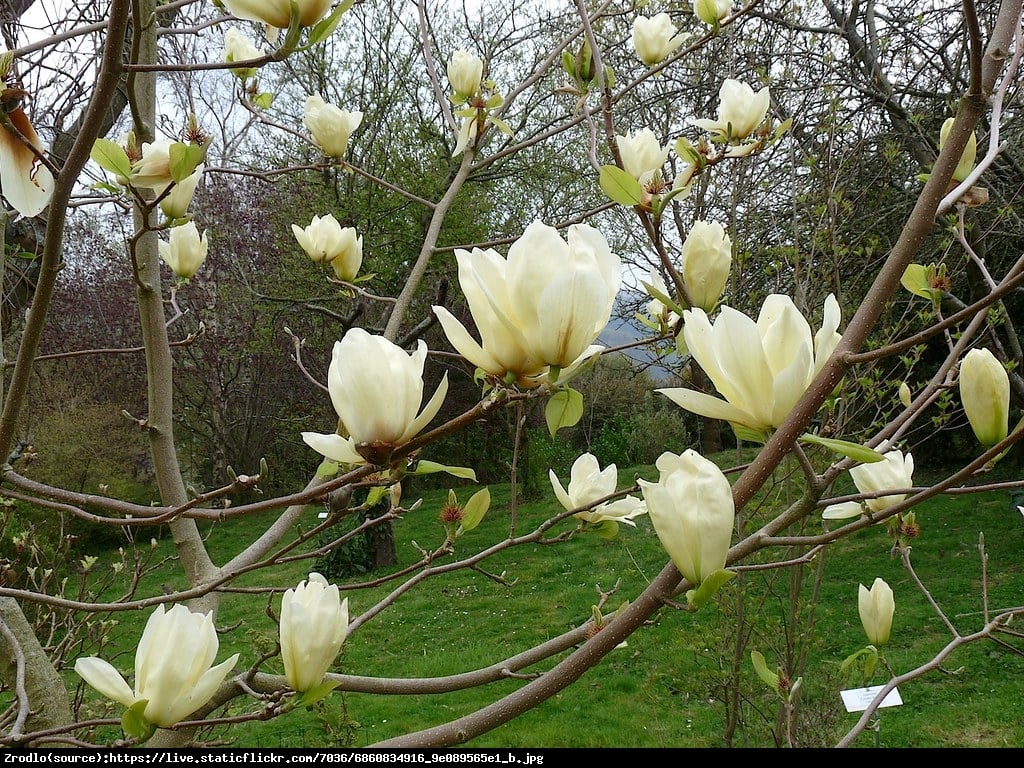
[365,485,387,507]
[252,92,275,109]
[90,181,122,195]
[121,700,156,741]
[839,645,878,678]
[168,141,206,183]
[731,423,768,444]
[685,568,735,610]
[773,116,794,140]
[900,263,941,301]
[487,115,514,136]
[603,64,615,89]
[599,164,644,206]
[673,136,698,162]
[282,0,304,50]
[545,387,584,436]
[751,650,780,692]
[640,279,685,317]
[412,460,477,481]
[90,138,132,179]
[306,0,354,46]
[799,434,885,463]
[292,679,340,708]
[561,49,576,78]
[315,459,339,479]
[459,487,490,532]
[594,519,619,540]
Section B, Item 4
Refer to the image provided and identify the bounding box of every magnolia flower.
[131,139,175,191]
[74,604,239,729]
[959,347,1009,446]
[0,99,54,217]
[447,50,483,99]
[304,95,362,158]
[632,13,688,66]
[452,114,480,157]
[939,117,978,184]
[659,294,842,436]
[639,450,734,584]
[222,27,262,80]
[433,222,621,384]
[301,329,448,465]
[822,450,915,520]
[292,214,362,281]
[616,128,669,183]
[549,453,646,526]
[858,578,895,646]
[158,222,208,280]
[680,221,731,312]
[694,79,770,141]
[280,573,349,693]
[695,0,732,25]
[158,164,203,219]
[222,0,331,30]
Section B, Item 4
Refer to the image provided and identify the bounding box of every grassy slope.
[67,455,1024,748]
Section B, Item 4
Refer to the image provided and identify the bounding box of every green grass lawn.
[57,454,1024,748]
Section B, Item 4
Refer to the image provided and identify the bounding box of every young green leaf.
[412,460,477,481]
[599,164,644,206]
[750,650,780,692]
[306,0,354,46]
[121,700,156,741]
[90,139,133,180]
[685,568,735,610]
[545,387,584,436]
[316,459,339,479]
[459,487,490,532]
[798,434,885,463]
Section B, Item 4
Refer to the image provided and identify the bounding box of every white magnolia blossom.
[0,102,53,217]
[822,449,915,520]
[222,27,262,79]
[958,347,1009,446]
[549,453,647,526]
[693,79,770,141]
[222,0,332,30]
[433,221,621,385]
[447,50,484,99]
[680,220,731,312]
[660,294,842,436]
[301,329,448,465]
[304,95,363,158]
[158,164,203,219]
[280,573,349,693]
[639,450,735,584]
[452,114,480,157]
[292,214,363,281]
[616,128,670,183]
[858,578,895,646]
[158,221,208,280]
[631,13,689,66]
[74,604,239,729]
[694,0,732,25]
[131,139,175,191]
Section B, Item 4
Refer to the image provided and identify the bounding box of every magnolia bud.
[858,578,894,646]
[939,117,978,183]
[680,221,731,312]
[959,348,1009,446]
